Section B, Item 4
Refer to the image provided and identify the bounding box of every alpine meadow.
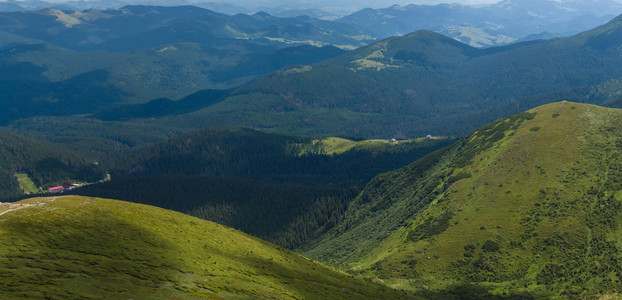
[1,0,622,299]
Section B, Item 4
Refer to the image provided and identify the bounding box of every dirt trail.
[0,197,57,216]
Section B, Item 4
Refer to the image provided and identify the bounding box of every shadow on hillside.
[0,203,185,298]
[417,283,535,300]
[207,244,419,299]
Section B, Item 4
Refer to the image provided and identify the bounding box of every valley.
[1,1,622,299]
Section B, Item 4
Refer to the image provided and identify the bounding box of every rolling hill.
[0,195,418,299]
[301,102,622,298]
[164,13,622,139]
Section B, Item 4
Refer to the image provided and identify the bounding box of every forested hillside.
[162,14,622,139]
[0,42,346,124]
[0,5,365,124]
[73,127,453,249]
[106,127,452,187]
[75,176,357,249]
[0,130,105,198]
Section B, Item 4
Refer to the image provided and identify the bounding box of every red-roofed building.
[49,186,64,193]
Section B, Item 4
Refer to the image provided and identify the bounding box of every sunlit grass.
[0,196,418,299]
[13,173,38,194]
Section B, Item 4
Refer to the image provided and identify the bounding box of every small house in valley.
[49,186,64,193]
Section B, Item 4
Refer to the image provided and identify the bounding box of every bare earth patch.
[0,197,57,216]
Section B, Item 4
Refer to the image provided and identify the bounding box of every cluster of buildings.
[48,182,75,193]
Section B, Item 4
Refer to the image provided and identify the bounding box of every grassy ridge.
[0,196,418,299]
[297,136,447,155]
[303,102,622,298]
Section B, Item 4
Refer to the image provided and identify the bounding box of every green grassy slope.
[297,136,448,155]
[0,196,417,299]
[302,102,622,298]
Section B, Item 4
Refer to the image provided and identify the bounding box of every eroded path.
[0,197,57,216]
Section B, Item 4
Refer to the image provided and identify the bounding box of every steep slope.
[170,14,622,138]
[303,102,622,298]
[0,196,418,299]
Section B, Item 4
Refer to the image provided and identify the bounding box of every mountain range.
[1,2,622,298]
[3,2,622,128]
[0,5,371,123]
[0,5,373,51]
[339,0,622,47]
[3,0,621,48]
[156,13,622,139]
